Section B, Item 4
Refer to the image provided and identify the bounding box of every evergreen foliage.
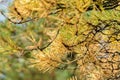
[0,0,120,80]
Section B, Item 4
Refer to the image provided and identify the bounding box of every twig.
[0,10,38,24]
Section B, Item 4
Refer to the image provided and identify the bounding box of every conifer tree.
[1,0,120,80]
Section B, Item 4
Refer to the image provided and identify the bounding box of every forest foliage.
[0,0,120,80]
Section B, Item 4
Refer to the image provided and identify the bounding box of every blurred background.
[0,0,71,80]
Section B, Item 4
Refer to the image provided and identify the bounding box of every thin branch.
[39,28,60,50]
[0,11,38,24]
